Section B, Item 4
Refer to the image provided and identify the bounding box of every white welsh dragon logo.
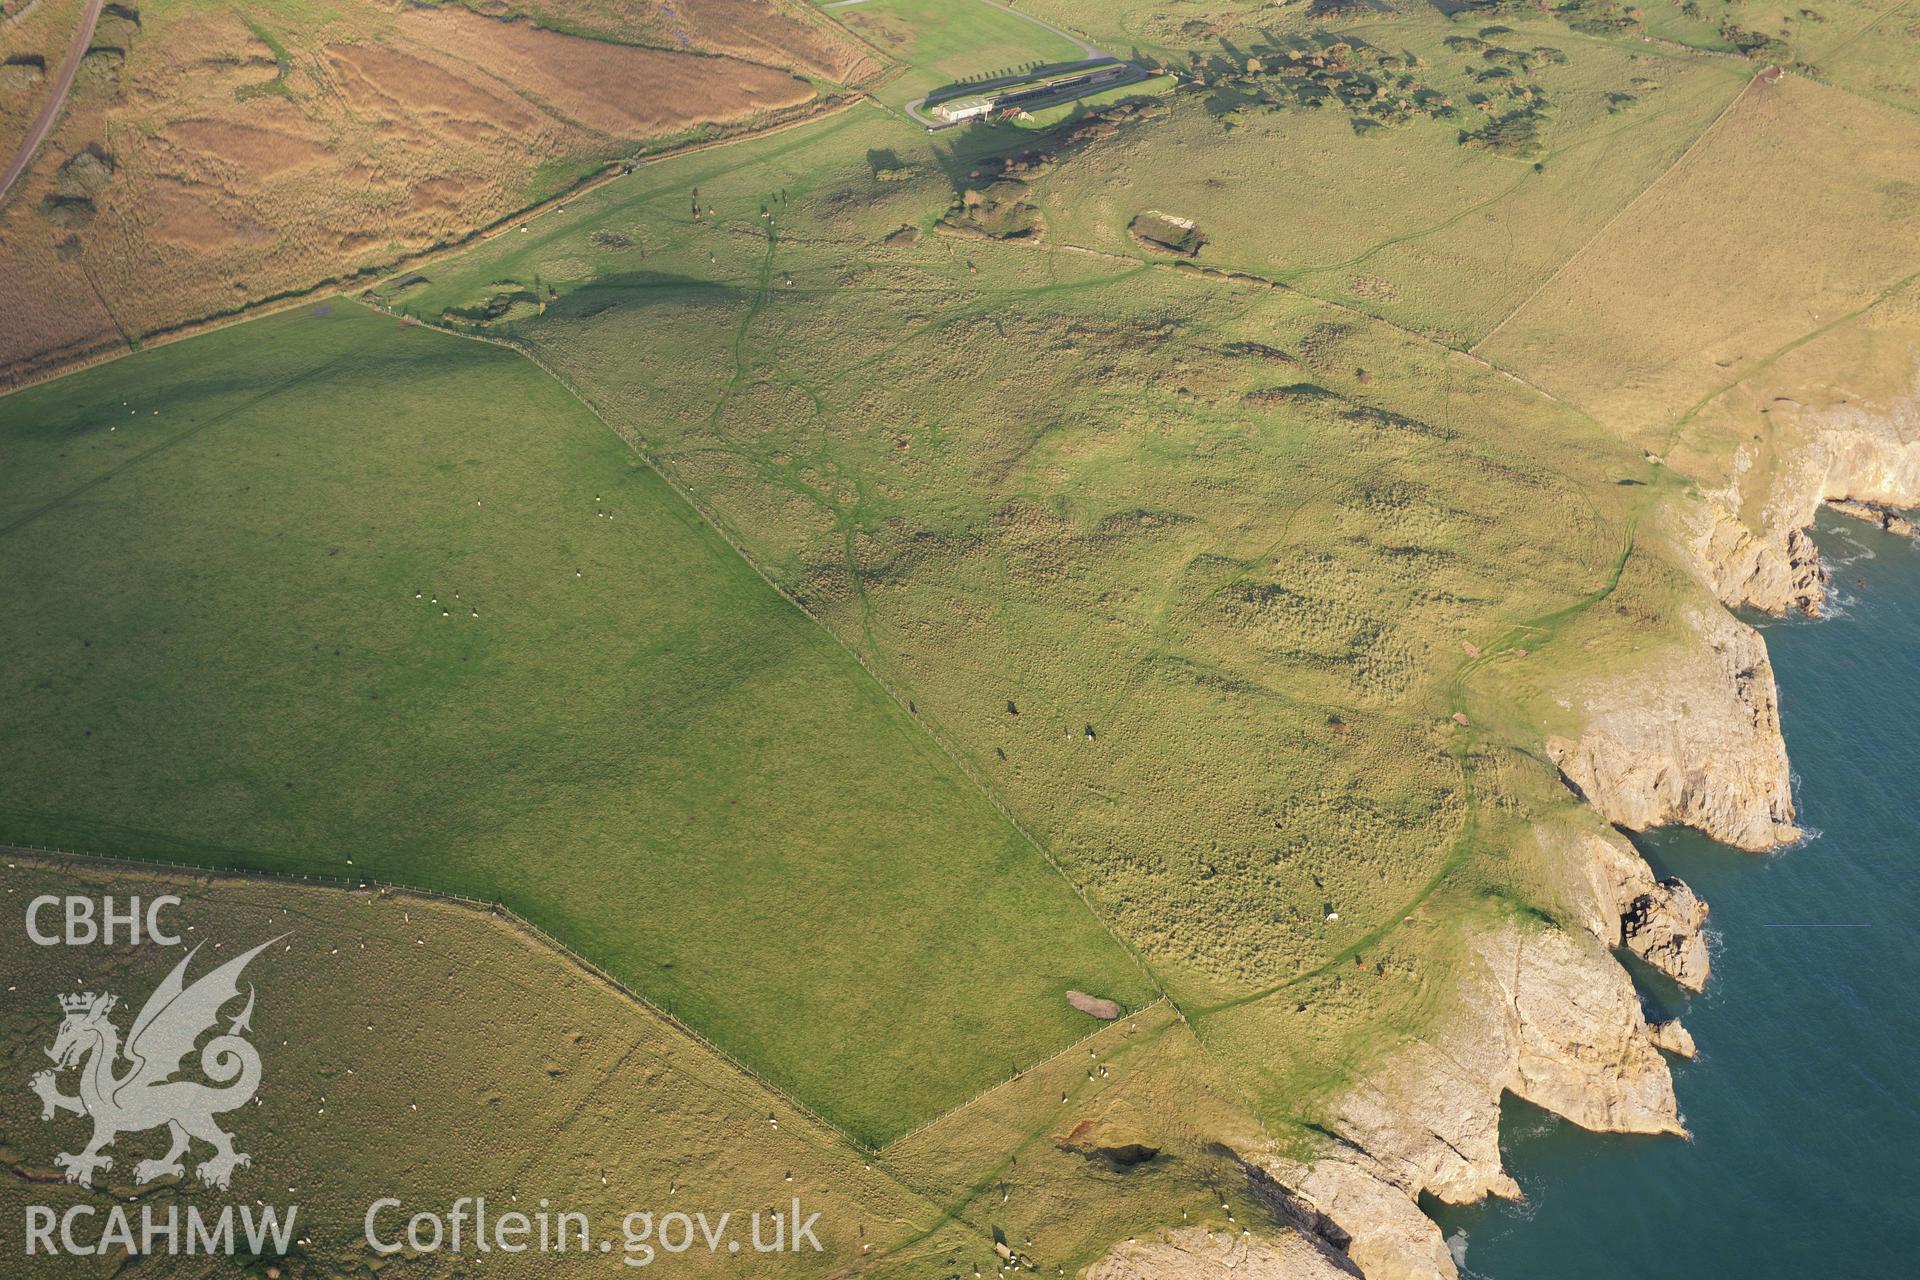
[29,937,281,1191]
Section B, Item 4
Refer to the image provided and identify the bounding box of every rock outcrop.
[1256,922,1682,1280]
[1649,1019,1697,1059]
[1561,830,1710,990]
[1088,1226,1357,1280]
[1827,497,1918,537]
[1068,989,1123,1019]
[1622,878,1711,991]
[1693,507,1831,616]
[1545,605,1799,851]
[1686,363,1920,616]
[1260,1160,1454,1280]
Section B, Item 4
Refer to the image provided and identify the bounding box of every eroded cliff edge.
[1157,366,1920,1279]
[1545,603,1800,852]
[1687,363,1920,617]
[1250,834,1697,1280]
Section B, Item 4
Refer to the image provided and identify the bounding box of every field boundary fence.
[3,840,1167,1154]
[0,840,851,1146]
[877,994,1171,1153]
[356,297,1171,1011]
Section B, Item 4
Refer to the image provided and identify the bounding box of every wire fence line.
[3,841,1164,1154]
[2,299,1176,1155]
[358,297,1169,1008]
[877,994,1170,1153]
[0,840,848,1145]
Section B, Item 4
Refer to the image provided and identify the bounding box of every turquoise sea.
[1434,513,1920,1278]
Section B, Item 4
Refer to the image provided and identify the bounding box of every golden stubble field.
[1479,72,1920,449]
[0,858,924,1277]
[0,0,877,386]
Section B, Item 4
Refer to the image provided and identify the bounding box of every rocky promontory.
[1686,363,1920,617]
[1545,604,1800,852]
[1088,355,1919,1280]
[1257,917,1685,1280]
[1564,828,1713,991]
[1649,1019,1697,1059]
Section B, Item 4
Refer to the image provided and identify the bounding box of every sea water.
[1433,513,1920,1278]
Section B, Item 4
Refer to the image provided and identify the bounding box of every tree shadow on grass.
[539,271,746,323]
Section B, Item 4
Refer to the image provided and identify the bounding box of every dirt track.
[0,0,105,205]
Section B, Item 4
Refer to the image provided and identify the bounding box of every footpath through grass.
[0,303,1154,1145]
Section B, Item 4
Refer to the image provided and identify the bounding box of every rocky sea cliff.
[1092,360,1920,1279]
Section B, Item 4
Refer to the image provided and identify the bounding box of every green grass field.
[365,0,1896,1161]
[9,0,1920,1266]
[0,859,956,1277]
[826,0,1092,102]
[0,303,1154,1145]
[385,78,1660,1035]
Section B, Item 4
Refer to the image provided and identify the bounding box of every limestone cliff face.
[1088,369,1920,1280]
[1693,515,1829,618]
[1649,1019,1697,1059]
[1563,828,1711,990]
[1686,363,1920,616]
[1622,879,1710,990]
[1545,604,1800,852]
[1255,921,1682,1280]
[1259,1159,1455,1280]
